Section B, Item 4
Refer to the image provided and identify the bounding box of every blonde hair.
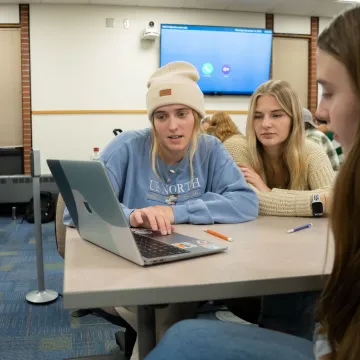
[317,7,360,360]
[246,80,306,190]
[208,111,242,142]
[150,110,201,179]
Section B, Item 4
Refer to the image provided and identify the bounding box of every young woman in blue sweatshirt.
[63,61,258,360]
[64,61,258,231]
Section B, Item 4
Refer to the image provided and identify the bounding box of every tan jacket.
[223,136,335,217]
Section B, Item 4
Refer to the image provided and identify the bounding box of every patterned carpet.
[0,216,121,360]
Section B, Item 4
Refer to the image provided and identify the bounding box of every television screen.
[160,24,273,95]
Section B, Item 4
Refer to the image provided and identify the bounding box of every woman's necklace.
[156,158,183,205]
[157,154,184,184]
[163,168,179,183]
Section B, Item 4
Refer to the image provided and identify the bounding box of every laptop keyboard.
[132,232,190,259]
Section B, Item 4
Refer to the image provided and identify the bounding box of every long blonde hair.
[208,111,242,142]
[317,7,360,360]
[150,110,201,179]
[246,80,307,190]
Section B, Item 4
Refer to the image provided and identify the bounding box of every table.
[64,216,333,359]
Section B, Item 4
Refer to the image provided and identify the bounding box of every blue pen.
[287,223,313,234]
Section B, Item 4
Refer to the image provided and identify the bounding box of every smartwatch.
[312,194,324,217]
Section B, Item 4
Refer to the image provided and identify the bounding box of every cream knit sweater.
[223,135,336,217]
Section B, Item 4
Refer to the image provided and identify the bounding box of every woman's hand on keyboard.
[130,206,174,235]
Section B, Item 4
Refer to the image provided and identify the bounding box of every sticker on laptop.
[199,243,220,250]
[196,240,220,250]
[172,242,198,249]
[196,240,211,245]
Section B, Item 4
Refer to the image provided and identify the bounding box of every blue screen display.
[160,24,273,95]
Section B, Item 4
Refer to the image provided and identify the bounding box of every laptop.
[47,159,227,266]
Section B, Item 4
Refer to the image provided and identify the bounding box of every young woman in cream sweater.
[225,79,335,217]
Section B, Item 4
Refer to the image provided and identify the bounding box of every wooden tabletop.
[63,216,333,309]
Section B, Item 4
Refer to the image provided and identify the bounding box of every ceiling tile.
[228,0,281,12]
[182,0,233,10]
[272,0,348,17]
[0,0,352,17]
[227,0,350,17]
[136,0,184,7]
[40,0,89,3]
[310,0,353,17]
[0,0,37,3]
[89,0,134,5]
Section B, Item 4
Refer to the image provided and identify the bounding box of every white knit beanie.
[146,61,206,120]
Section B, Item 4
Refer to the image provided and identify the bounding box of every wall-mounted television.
[160,24,273,95]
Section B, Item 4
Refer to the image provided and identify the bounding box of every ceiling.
[0,0,355,17]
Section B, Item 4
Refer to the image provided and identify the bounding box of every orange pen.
[202,228,233,242]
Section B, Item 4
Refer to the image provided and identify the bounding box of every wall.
[319,17,332,34]
[0,29,22,147]
[0,4,19,24]
[0,5,32,174]
[317,17,333,105]
[272,37,309,106]
[274,14,311,34]
[30,5,313,174]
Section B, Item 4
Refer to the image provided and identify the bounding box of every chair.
[55,194,136,359]
[55,194,67,258]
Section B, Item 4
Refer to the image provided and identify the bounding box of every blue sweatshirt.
[63,128,258,226]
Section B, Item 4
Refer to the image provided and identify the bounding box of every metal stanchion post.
[26,149,58,304]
